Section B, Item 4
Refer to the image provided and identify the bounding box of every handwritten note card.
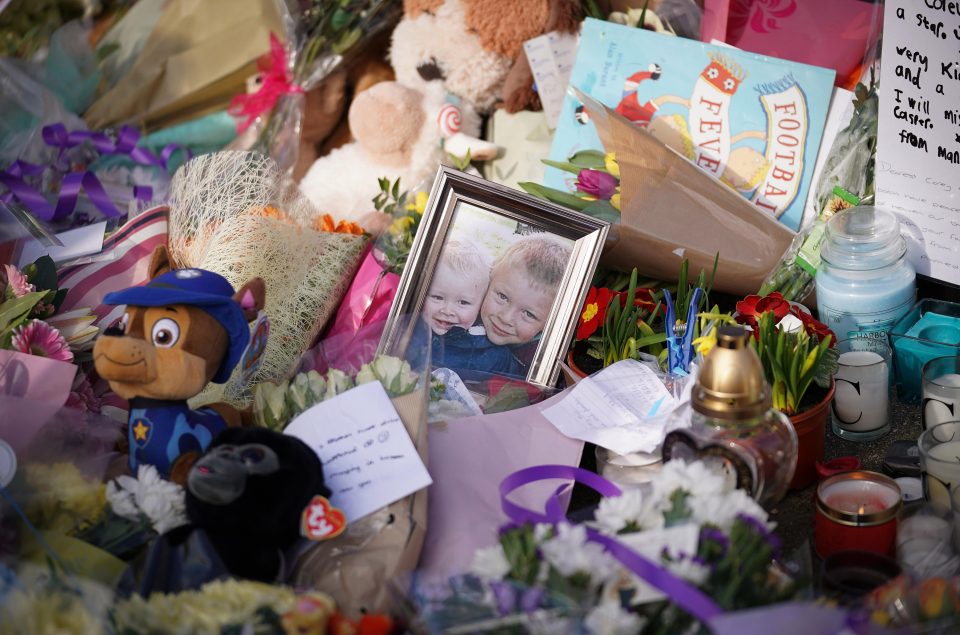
[284,381,432,523]
[876,0,960,285]
[523,30,579,128]
[543,360,691,453]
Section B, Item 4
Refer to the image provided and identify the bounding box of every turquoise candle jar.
[815,207,915,342]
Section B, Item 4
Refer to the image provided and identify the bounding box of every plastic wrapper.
[230,0,402,173]
[579,90,795,296]
[758,81,879,301]
[264,315,431,617]
[0,396,128,608]
[700,0,884,89]
[167,150,368,406]
[84,0,286,130]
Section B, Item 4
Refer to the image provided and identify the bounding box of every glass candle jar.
[815,207,916,342]
[815,471,902,558]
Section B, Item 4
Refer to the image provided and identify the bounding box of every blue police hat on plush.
[104,268,250,383]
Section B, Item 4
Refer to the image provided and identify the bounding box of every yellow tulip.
[604,153,620,178]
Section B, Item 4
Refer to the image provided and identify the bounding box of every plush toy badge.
[93,246,265,481]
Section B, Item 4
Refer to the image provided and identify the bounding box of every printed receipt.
[285,381,432,523]
[543,360,691,454]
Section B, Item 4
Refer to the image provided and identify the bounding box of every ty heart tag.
[300,495,347,541]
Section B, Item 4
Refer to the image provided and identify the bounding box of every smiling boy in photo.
[480,235,570,349]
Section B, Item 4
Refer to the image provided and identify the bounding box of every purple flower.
[700,528,730,553]
[519,587,545,613]
[575,169,619,200]
[736,513,782,555]
[490,580,518,616]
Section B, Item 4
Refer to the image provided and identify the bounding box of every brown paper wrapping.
[289,390,428,617]
[84,0,284,130]
[581,91,795,296]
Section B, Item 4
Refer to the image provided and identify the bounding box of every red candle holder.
[815,471,902,559]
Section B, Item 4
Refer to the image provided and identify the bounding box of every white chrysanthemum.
[663,555,711,586]
[469,545,511,580]
[108,465,188,535]
[539,523,619,584]
[105,478,139,520]
[651,460,729,512]
[584,600,644,635]
[690,487,771,532]
[594,489,651,535]
[533,523,554,543]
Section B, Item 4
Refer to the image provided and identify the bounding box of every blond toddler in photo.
[414,234,570,380]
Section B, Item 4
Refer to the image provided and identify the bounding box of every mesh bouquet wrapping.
[168,151,367,404]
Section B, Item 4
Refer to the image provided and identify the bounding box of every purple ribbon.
[0,159,152,222]
[0,123,180,222]
[41,123,189,172]
[499,465,724,625]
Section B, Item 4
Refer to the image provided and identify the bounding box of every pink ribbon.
[228,33,303,133]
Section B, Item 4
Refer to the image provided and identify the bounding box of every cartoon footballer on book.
[548,19,835,231]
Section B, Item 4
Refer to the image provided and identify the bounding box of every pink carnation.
[10,320,74,362]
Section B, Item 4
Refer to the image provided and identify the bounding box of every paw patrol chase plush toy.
[94,246,265,480]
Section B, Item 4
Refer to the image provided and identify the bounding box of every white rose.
[585,600,644,635]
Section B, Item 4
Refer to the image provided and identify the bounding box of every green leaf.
[517,182,593,211]
[541,159,588,175]
[580,200,621,222]
[814,344,839,388]
[566,149,608,169]
[663,489,691,527]
[0,291,47,331]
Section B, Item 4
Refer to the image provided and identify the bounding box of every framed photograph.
[378,167,609,387]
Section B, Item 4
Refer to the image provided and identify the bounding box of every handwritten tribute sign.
[877,0,960,285]
[284,381,432,523]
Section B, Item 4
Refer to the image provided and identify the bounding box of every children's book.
[546,18,836,231]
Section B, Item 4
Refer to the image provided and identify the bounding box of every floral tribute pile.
[409,460,795,634]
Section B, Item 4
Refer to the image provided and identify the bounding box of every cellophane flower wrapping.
[167,150,367,406]
[253,316,431,617]
[403,459,802,635]
[238,0,402,172]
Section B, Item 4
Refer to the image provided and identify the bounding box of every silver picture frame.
[378,166,610,387]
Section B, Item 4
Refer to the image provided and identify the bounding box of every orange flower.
[312,214,366,235]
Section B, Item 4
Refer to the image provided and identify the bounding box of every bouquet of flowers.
[410,460,796,634]
[519,150,622,223]
[252,354,419,430]
[168,150,368,405]
[233,0,402,169]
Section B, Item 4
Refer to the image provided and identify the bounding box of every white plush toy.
[299,80,493,223]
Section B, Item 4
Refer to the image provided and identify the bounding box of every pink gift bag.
[702,0,883,88]
[324,248,400,341]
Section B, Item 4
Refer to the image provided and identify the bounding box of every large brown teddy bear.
[390,0,583,114]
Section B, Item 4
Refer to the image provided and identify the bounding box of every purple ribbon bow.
[0,123,190,222]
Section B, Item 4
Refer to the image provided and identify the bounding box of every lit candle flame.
[858,504,866,515]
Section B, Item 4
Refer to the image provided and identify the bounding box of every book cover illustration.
[546,18,836,231]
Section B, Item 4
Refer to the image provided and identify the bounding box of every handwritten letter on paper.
[284,381,432,523]
[876,0,960,285]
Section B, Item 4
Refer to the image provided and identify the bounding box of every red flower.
[790,307,836,346]
[487,376,545,402]
[735,292,790,329]
[577,287,616,340]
